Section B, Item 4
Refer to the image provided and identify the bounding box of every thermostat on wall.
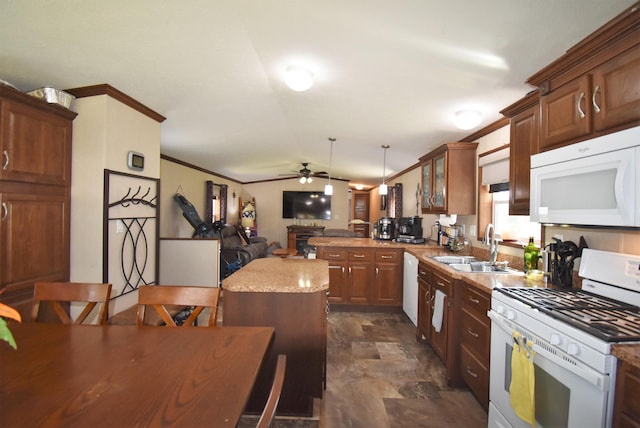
[127,151,145,171]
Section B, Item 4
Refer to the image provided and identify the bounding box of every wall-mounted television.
[282,191,331,220]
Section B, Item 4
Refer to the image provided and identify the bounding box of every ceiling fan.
[279,162,328,183]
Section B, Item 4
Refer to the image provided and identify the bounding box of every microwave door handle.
[614,155,634,220]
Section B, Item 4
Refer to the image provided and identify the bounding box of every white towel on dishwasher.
[432,289,445,332]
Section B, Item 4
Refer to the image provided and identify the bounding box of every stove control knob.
[550,334,562,346]
[506,310,516,321]
[496,305,505,315]
[567,343,580,356]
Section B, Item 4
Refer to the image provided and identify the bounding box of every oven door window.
[503,344,570,427]
[490,323,610,428]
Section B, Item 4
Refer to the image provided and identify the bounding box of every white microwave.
[530,126,640,227]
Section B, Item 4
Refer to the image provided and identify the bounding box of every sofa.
[214,224,269,278]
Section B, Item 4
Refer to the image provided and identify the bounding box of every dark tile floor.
[240,310,488,428]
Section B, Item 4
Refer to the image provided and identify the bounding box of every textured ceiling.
[0,0,635,186]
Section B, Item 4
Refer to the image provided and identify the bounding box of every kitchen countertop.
[222,257,329,293]
[612,344,640,369]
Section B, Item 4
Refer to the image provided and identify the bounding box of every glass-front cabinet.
[420,142,478,216]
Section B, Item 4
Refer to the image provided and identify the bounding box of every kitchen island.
[222,257,329,417]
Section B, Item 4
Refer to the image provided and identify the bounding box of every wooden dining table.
[0,322,274,427]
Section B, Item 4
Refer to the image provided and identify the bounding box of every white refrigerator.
[402,252,418,326]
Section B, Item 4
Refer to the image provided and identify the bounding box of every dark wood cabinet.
[613,359,640,428]
[416,261,459,385]
[459,283,491,409]
[318,246,402,308]
[420,142,478,215]
[501,91,539,215]
[373,249,403,306]
[287,225,324,255]
[528,9,640,152]
[0,86,76,318]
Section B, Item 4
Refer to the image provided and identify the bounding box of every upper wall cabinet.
[420,142,478,216]
[501,91,539,216]
[528,4,640,152]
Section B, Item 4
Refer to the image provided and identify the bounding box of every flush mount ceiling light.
[453,109,482,130]
[285,66,314,92]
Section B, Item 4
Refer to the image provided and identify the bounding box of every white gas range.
[488,249,640,428]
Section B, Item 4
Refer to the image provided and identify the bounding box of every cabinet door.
[347,262,373,304]
[0,99,72,186]
[429,271,450,363]
[327,261,347,303]
[591,47,640,132]
[421,160,432,212]
[540,75,591,151]
[0,191,69,290]
[432,153,447,213]
[509,104,539,215]
[373,250,402,305]
[417,278,431,340]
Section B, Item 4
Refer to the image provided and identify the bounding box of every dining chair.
[31,282,112,325]
[257,354,287,428]
[136,285,220,327]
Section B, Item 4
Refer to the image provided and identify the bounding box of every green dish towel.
[510,331,535,427]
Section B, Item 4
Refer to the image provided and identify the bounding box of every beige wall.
[244,178,350,247]
[159,159,242,238]
[70,94,161,316]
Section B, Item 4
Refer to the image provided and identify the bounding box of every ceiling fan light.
[324,184,333,195]
[307,176,313,183]
[299,176,306,184]
[453,110,482,130]
[285,66,314,92]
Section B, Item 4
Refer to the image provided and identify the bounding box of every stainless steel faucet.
[484,223,498,264]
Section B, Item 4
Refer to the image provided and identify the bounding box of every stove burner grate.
[496,287,640,342]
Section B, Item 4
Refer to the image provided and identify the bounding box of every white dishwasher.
[402,252,418,326]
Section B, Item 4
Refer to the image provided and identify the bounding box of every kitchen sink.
[449,262,522,275]
[430,255,523,275]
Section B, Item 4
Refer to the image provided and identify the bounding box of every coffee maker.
[396,216,425,244]
[375,217,395,240]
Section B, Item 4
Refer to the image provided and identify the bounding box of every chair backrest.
[257,354,287,428]
[136,285,220,327]
[32,282,112,325]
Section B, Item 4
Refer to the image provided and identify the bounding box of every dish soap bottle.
[524,237,539,272]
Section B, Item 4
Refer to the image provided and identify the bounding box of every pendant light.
[324,137,335,195]
[379,144,390,195]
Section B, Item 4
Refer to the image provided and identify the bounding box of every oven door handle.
[488,310,610,391]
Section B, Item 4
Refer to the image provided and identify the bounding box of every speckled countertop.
[222,257,329,293]
[612,345,640,368]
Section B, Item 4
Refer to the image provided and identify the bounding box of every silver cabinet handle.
[381,255,392,259]
[592,85,601,113]
[466,367,478,378]
[467,328,479,338]
[577,92,586,119]
[2,150,8,170]
[1,202,7,221]
[468,297,480,304]
[376,267,379,276]
[353,254,365,258]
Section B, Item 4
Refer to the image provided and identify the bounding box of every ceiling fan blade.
[311,171,328,176]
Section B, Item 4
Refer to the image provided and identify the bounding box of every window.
[492,190,540,245]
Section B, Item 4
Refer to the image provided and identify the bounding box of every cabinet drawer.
[431,271,451,295]
[375,250,401,263]
[461,285,490,320]
[460,309,490,363]
[460,343,489,408]
[323,249,346,261]
[348,249,372,262]
[418,263,430,282]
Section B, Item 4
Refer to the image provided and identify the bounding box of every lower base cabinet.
[318,246,402,307]
[416,261,459,385]
[458,282,491,409]
[613,359,640,428]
